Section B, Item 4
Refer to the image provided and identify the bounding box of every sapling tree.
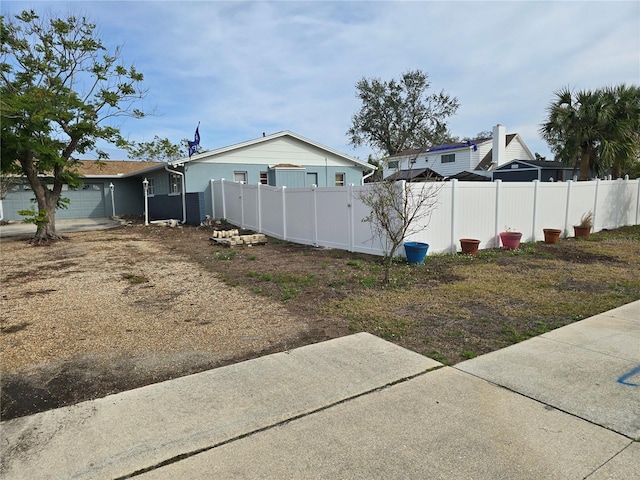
[0,10,147,242]
[358,169,441,284]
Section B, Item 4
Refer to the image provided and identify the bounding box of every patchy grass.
[157,224,640,365]
[122,273,149,284]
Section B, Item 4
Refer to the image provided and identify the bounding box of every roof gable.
[173,131,374,171]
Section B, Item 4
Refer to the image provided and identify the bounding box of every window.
[441,153,455,163]
[169,173,181,194]
[259,172,268,185]
[307,172,318,186]
[147,178,155,196]
[234,171,247,183]
[388,160,399,169]
[335,173,345,187]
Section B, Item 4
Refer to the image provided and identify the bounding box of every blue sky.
[3,0,639,162]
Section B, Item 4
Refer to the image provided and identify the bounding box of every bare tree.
[358,170,442,283]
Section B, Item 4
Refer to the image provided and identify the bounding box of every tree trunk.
[579,148,591,181]
[611,160,623,180]
[20,153,64,244]
[32,195,62,244]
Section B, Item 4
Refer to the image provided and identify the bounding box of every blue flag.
[188,124,200,157]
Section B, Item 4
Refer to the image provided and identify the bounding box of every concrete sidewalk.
[1,302,638,479]
[0,217,123,238]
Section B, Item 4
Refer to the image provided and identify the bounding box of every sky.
[3,0,639,162]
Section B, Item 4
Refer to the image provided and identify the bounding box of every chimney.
[493,124,506,166]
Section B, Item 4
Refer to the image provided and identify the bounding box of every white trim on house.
[170,131,375,171]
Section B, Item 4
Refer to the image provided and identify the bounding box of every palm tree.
[540,87,603,180]
[540,85,640,181]
[599,84,640,179]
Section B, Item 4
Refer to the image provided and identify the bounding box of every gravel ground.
[1,229,312,418]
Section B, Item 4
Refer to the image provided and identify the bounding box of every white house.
[382,124,535,180]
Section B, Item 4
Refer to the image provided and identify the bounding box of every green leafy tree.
[126,136,186,162]
[540,84,640,181]
[347,70,459,156]
[0,10,147,242]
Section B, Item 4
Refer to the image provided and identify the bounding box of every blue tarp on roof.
[428,140,478,153]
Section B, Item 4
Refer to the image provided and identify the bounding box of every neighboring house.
[1,131,375,225]
[382,124,536,181]
[492,160,575,182]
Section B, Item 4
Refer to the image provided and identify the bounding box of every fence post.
[348,184,355,252]
[450,179,457,253]
[312,184,318,247]
[636,179,640,226]
[281,186,287,241]
[494,179,502,247]
[239,182,245,229]
[210,179,215,218]
[563,180,573,236]
[257,183,262,233]
[221,178,226,220]
[531,180,539,241]
[592,178,600,231]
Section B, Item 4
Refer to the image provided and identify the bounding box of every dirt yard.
[2,220,639,420]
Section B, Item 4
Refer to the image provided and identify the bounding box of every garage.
[57,183,106,219]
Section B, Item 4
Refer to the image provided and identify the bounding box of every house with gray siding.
[492,160,575,182]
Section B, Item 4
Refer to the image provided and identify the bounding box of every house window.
[441,153,455,163]
[169,173,181,194]
[234,171,247,183]
[307,172,318,186]
[335,173,345,187]
[147,178,155,196]
[388,160,399,169]
[259,172,268,185]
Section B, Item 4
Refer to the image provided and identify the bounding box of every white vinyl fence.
[210,178,640,257]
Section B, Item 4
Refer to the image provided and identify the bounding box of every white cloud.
[3,0,639,161]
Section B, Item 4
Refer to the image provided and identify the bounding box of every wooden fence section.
[210,178,640,256]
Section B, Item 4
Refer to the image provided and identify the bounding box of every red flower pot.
[499,231,522,250]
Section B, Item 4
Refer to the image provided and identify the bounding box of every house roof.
[446,171,492,181]
[494,159,572,171]
[170,131,375,171]
[73,160,161,177]
[386,168,444,182]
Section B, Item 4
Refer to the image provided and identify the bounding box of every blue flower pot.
[404,242,429,264]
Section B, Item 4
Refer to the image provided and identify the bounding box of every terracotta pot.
[460,238,480,256]
[574,225,591,239]
[499,231,522,250]
[543,228,561,244]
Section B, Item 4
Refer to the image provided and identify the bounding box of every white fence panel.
[535,182,569,239]
[315,187,352,250]
[210,178,640,258]
[258,186,286,239]
[238,184,259,231]
[351,184,388,255]
[284,187,318,246]
[454,182,499,250]
[497,181,536,242]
